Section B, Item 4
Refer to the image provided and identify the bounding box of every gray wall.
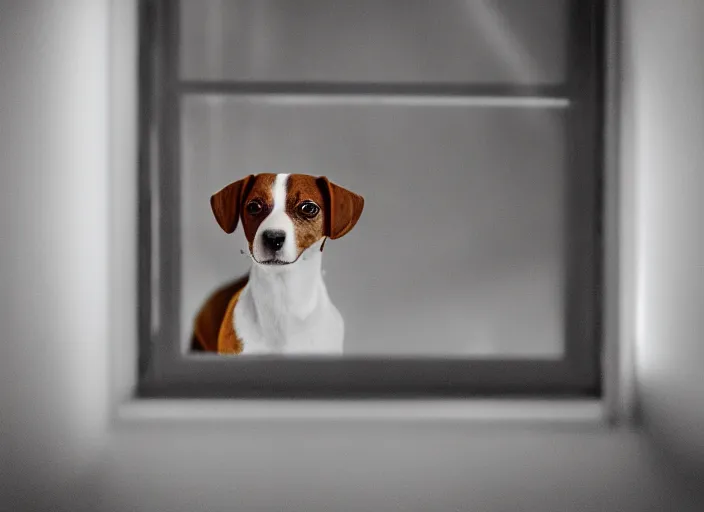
[0,1,703,511]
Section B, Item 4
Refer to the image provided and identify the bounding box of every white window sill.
[116,398,607,426]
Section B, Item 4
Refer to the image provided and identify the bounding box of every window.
[138,0,605,398]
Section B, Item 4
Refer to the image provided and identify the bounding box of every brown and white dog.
[190,173,364,355]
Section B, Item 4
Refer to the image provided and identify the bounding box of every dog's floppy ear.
[317,176,365,240]
[210,175,254,234]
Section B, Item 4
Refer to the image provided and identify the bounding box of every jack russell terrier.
[190,173,364,355]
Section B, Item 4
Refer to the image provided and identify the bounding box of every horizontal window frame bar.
[178,80,569,99]
[181,92,570,108]
[138,357,599,399]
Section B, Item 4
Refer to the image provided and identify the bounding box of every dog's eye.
[246,200,263,215]
[298,201,320,218]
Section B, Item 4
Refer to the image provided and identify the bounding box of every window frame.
[136,0,607,400]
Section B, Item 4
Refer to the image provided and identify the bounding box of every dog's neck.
[234,238,342,354]
[246,241,327,327]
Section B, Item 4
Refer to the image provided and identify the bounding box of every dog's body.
[190,173,363,355]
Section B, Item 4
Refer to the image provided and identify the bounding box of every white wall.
[0,0,109,509]
[625,0,704,476]
[0,1,703,511]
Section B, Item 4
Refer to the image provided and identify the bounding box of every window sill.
[116,398,608,426]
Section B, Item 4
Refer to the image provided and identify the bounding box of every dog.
[190,173,364,355]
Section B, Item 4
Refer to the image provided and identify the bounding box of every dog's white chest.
[233,284,344,355]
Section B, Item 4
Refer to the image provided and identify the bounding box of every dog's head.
[210,173,364,267]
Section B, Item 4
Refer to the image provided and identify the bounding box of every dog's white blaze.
[272,173,289,212]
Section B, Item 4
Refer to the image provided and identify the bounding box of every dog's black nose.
[262,230,286,252]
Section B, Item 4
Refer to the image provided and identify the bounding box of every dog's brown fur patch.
[286,174,327,255]
[240,173,276,253]
[190,275,249,353]
[216,288,245,354]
